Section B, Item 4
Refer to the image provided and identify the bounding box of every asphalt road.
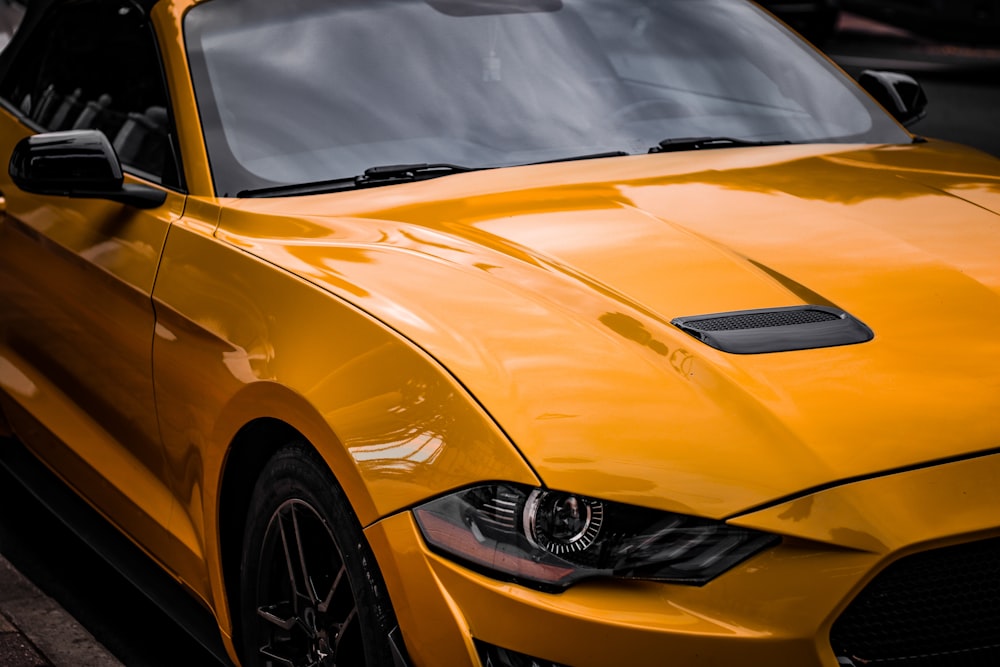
[0,13,998,667]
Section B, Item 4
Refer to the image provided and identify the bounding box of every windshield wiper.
[357,162,478,184]
[530,150,631,165]
[237,162,481,198]
[650,137,793,153]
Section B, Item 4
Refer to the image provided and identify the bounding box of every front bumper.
[366,451,1000,667]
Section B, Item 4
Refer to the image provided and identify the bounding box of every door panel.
[0,0,197,582]
[0,140,186,553]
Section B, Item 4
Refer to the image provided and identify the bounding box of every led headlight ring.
[524,490,604,556]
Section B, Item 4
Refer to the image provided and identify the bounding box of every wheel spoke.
[259,645,297,667]
[277,509,304,614]
[331,606,359,661]
[258,602,298,631]
[316,563,347,614]
[291,504,320,606]
[260,641,326,667]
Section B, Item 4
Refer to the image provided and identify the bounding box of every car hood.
[218,141,1000,519]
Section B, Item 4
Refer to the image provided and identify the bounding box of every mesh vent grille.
[671,305,872,353]
[831,537,1000,666]
[686,309,839,332]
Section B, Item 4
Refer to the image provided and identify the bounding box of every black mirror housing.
[9,130,166,209]
[10,129,123,193]
[858,70,928,128]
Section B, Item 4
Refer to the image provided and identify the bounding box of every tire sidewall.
[238,442,397,667]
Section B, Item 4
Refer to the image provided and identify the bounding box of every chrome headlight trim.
[413,483,779,591]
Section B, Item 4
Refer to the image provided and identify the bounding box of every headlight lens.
[413,483,779,590]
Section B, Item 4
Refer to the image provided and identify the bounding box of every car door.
[0,0,188,563]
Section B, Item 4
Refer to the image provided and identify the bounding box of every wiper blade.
[530,150,630,165]
[650,136,792,153]
[357,162,477,184]
[237,162,480,198]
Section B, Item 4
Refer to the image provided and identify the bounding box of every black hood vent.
[671,305,873,354]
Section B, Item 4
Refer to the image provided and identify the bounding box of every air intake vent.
[689,308,840,332]
[671,305,873,354]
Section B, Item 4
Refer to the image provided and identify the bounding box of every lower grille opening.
[475,640,570,667]
[831,537,1000,666]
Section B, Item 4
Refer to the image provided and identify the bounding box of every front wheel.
[239,442,401,667]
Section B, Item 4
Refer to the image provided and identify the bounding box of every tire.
[239,442,399,667]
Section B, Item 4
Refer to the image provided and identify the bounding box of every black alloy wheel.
[240,443,400,667]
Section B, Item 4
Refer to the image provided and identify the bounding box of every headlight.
[413,483,779,590]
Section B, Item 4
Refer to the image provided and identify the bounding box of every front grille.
[831,537,1000,666]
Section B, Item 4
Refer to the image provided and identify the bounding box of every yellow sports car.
[1,0,999,666]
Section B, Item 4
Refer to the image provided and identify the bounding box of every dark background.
[828,12,1000,157]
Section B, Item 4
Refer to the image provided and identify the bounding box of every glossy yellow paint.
[2,1,1000,665]
[194,140,1000,663]
[151,0,214,194]
[369,452,1000,667]
[149,201,541,637]
[215,140,1000,519]
[0,108,194,568]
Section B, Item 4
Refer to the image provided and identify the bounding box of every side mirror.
[8,130,166,209]
[857,70,928,128]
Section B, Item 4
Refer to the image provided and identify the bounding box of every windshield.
[185,0,910,197]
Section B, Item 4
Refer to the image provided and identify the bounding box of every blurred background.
[765,0,1000,156]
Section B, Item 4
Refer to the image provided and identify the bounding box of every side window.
[0,0,25,53]
[0,0,182,188]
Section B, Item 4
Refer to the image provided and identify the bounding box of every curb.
[0,554,124,667]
